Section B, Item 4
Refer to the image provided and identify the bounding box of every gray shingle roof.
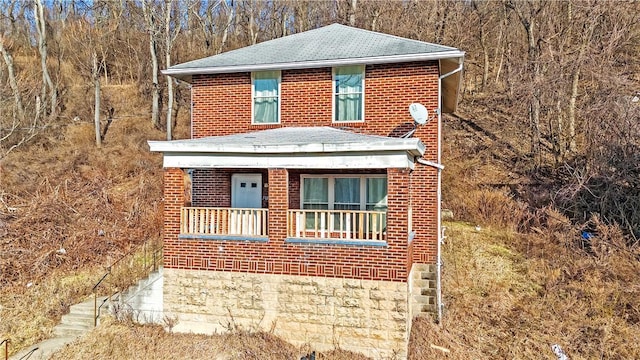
[165,23,463,80]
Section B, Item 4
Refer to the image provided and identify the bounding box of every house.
[148,23,464,359]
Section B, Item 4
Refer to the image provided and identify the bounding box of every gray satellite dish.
[409,103,429,125]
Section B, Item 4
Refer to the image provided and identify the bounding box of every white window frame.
[300,174,386,210]
[251,70,281,124]
[332,65,365,123]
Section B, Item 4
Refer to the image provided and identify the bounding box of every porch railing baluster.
[287,209,386,242]
[180,207,268,237]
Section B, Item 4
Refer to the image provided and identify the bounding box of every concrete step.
[412,295,436,305]
[419,271,436,280]
[53,323,93,338]
[421,288,436,296]
[412,279,435,289]
[412,303,437,314]
[69,297,106,312]
[9,337,77,360]
[61,313,94,327]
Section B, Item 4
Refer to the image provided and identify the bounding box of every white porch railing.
[288,209,386,242]
[181,207,268,236]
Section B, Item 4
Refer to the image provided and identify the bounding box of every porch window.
[301,175,386,228]
[252,70,280,124]
[333,65,364,122]
[301,175,386,210]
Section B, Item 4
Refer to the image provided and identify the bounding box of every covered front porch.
[149,127,424,246]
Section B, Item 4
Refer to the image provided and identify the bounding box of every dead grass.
[49,317,370,360]
[0,117,163,289]
[0,242,161,356]
[0,115,166,355]
[409,221,640,360]
[0,267,97,353]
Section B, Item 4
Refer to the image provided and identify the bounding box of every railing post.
[4,339,9,360]
[93,292,97,327]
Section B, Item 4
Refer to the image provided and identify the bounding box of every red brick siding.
[191,61,439,139]
[164,168,185,246]
[191,169,268,208]
[165,61,441,280]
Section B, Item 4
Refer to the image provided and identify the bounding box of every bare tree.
[142,0,161,128]
[165,0,181,140]
[0,36,24,122]
[34,0,57,117]
[507,0,545,166]
[92,50,102,147]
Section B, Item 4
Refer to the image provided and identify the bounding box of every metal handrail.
[1,339,9,360]
[92,240,163,326]
[17,347,38,360]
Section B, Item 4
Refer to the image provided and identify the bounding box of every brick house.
[149,24,463,359]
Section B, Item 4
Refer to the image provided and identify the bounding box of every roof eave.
[440,56,465,113]
[148,139,425,157]
[163,50,466,83]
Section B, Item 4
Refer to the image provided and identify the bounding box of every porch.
[180,207,387,242]
[150,127,424,248]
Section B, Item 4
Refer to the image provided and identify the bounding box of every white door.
[231,174,262,208]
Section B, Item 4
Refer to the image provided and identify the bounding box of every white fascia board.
[162,51,466,80]
[148,139,425,157]
[162,151,416,170]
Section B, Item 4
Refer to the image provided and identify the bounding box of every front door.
[231,174,262,208]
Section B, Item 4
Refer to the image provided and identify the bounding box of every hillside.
[2,100,639,359]
[1,1,639,358]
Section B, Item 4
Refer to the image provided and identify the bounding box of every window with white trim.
[252,70,280,124]
[333,65,364,122]
[301,175,387,211]
[301,175,387,231]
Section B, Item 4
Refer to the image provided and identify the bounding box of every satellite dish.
[409,103,428,125]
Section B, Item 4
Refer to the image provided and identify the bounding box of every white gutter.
[435,60,463,324]
[162,50,466,79]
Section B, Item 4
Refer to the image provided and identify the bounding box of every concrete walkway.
[9,267,164,359]
[9,296,104,360]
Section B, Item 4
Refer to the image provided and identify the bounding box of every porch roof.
[148,127,425,170]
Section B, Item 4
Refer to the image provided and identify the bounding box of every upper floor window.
[252,70,280,124]
[333,65,364,122]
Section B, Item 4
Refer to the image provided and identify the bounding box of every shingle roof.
[148,126,425,156]
[165,23,463,81]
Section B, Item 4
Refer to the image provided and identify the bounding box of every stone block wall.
[165,268,409,359]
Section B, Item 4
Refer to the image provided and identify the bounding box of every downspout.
[436,60,463,323]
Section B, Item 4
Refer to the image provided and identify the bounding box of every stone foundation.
[164,268,409,359]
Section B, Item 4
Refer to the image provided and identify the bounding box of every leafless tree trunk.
[142,0,161,128]
[349,0,357,26]
[248,1,258,45]
[92,51,101,147]
[34,0,57,117]
[509,1,543,166]
[0,37,24,121]
[219,1,235,54]
[566,8,598,155]
[165,0,181,140]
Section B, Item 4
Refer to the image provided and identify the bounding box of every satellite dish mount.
[402,103,437,138]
